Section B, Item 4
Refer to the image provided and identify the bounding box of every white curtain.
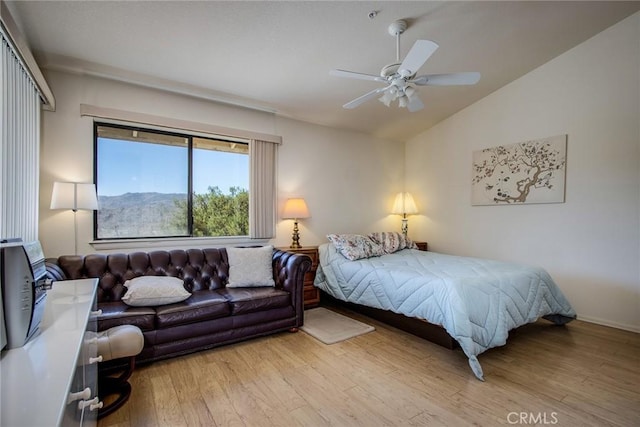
[249,139,278,239]
[0,35,41,242]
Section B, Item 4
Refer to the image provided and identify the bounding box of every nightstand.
[278,246,319,309]
[414,241,428,251]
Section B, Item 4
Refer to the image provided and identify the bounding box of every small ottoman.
[96,325,144,418]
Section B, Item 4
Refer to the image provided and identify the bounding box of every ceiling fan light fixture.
[398,95,409,108]
[404,85,416,99]
[379,90,394,107]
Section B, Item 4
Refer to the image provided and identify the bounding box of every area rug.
[301,307,375,344]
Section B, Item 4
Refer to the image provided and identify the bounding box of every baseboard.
[577,315,640,333]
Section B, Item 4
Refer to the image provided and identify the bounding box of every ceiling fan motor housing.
[380,63,401,78]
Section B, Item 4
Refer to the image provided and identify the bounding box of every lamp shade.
[50,182,99,211]
[391,192,418,215]
[282,198,310,219]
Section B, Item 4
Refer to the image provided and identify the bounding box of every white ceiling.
[8,1,640,142]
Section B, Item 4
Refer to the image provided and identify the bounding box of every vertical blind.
[0,34,41,242]
[249,139,277,239]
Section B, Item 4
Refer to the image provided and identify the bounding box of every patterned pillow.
[327,234,385,261]
[368,231,418,254]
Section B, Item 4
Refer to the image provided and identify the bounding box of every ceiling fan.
[330,20,480,112]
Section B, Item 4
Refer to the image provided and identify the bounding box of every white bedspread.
[314,243,576,380]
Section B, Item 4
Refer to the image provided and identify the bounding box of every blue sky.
[97,138,248,196]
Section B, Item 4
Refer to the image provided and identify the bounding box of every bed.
[313,233,576,381]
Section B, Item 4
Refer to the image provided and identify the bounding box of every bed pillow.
[226,245,275,287]
[327,234,385,261]
[122,276,191,306]
[368,231,418,254]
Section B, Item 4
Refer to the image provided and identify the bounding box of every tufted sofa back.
[46,248,247,303]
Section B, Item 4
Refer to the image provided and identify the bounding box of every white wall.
[39,71,403,256]
[406,13,640,332]
[275,116,405,245]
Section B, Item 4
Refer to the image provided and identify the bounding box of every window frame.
[93,121,250,241]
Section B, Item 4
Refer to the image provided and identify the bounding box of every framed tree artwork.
[472,134,567,205]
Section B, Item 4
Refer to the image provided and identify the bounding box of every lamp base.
[290,220,302,249]
[401,217,408,237]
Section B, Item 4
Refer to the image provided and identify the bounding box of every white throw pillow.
[226,246,275,288]
[122,276,191,306]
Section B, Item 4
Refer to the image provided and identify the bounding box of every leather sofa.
[45,247,311,364]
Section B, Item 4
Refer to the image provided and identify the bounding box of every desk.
[1,279,99,427]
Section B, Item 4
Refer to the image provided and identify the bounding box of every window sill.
[90,236,270,252]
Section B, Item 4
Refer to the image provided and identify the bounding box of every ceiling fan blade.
[343,86,390,109]
[398,40,439,77]
[330,69,385,82]
[407,95,424,112]
[413,72,481,86]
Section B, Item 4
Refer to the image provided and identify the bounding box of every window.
[95,123,249,239]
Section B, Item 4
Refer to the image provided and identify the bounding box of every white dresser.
[1,278,100,427]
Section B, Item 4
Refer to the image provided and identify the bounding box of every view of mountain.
[97,192,187,238]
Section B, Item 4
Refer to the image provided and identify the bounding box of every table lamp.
[282,198,310,249]
[391,192,418,237]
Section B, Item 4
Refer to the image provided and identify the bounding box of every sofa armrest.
[45,258,68,281]
[272,249,311,324]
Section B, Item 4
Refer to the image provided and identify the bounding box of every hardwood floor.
[98,309,640,426]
